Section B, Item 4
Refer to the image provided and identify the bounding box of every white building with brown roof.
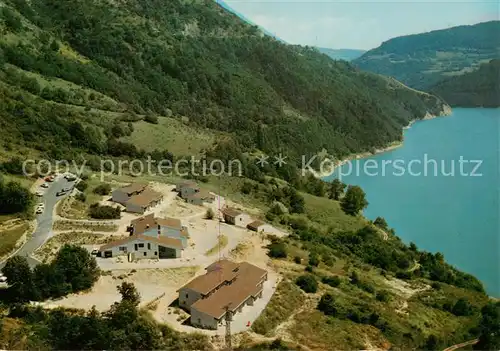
[112,183,148,204]
[178,260,268,329]
[98,234,183,259]
[185,190,216,206]
[128,214,189,248]
[221,207,249,226]
[246,220,274,233]
[125,189,163,214]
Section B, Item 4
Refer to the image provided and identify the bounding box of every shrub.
[75,193,86,202]
[89,203,121,219]
[296,274,318,293]
[76,181,88,192]
[93,183,111,195]
[308,253,320,267]
[317,293,336,316]
[376,290,391,302]
[205,208,214,220]
[144,113,158,124]
[267,240,287,259]
[451,298,474,316]
[241,181,253,194]
[322,276,341,288]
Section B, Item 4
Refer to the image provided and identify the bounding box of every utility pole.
[223,304,233,350]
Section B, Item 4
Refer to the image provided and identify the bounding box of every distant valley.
[317,48,366,61]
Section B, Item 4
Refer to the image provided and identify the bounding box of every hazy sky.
[221,0,499,50]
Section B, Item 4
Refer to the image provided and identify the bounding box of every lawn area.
[0,222,29,258]
[59,177,113,219]
[33,231,125,263]
[252,279,306,336]
[121,117,218,156]
[289,309,388,350]
[302,193,367,232]
[52,221,118,233]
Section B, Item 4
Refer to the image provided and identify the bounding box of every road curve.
[0,176,72,269]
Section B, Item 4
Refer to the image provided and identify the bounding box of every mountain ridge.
[0,0,449,163]
[353,21,500,91]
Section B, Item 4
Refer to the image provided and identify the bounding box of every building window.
[154,251,157,256]
[119,246,127,252]
[138,243,144,248]
[147,243,151,250]
[185,293,189,298]
[143,252,146,256]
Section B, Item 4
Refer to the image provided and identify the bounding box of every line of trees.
[0,173,33,215]
[1,244,99,302]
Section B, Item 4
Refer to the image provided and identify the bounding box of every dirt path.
[442,339,478,351]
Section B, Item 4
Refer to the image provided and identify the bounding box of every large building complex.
[178,260,268,329]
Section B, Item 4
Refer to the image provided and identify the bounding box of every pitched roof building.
[178,260,268,329]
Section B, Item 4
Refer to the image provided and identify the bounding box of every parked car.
[35,190,44,197]
[41,183,49,188]
[91,249,99,256]
[56,190,67,197]
[65,173,77,181]
[0,276,7,283]
[45,176,54,182]
[36,203,45,214]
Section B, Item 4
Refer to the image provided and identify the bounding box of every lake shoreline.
[315,106,452,178]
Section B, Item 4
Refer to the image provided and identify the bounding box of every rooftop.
[186,189,215,200]
[179,260,267,319]
[126,189,162,208]
[131,214,183,234]
[247,220,265,230]
[221,207,243,218]
[118,183,148,195]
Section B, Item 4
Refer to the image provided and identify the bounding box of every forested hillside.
[0,0,448,164]
[354,21,500,91]
[429,59,500,107]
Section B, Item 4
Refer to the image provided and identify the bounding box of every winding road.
[0,175,72,270]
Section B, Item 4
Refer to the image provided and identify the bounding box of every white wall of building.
[100,238,181,259]
[178,287,203,310]
[190,308,219,330]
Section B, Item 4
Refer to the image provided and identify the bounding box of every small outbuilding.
[221,207,248,226]
[246,220,274,233]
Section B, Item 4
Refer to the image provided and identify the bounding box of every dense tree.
[451,298,474,316]
[117,282,140,306]
[373,217,388,230]
[52,244,100,292]
[0,175,34,215]
[317,293,337,316]
[267,239,287,259]
[1,256,38,302]
[93,183,111,195]
[329,178,346,200]
[340,185,368,215]
[474,302,500,350]
[296,274,318,293]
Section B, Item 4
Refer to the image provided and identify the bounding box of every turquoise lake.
[324,108,499,296]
